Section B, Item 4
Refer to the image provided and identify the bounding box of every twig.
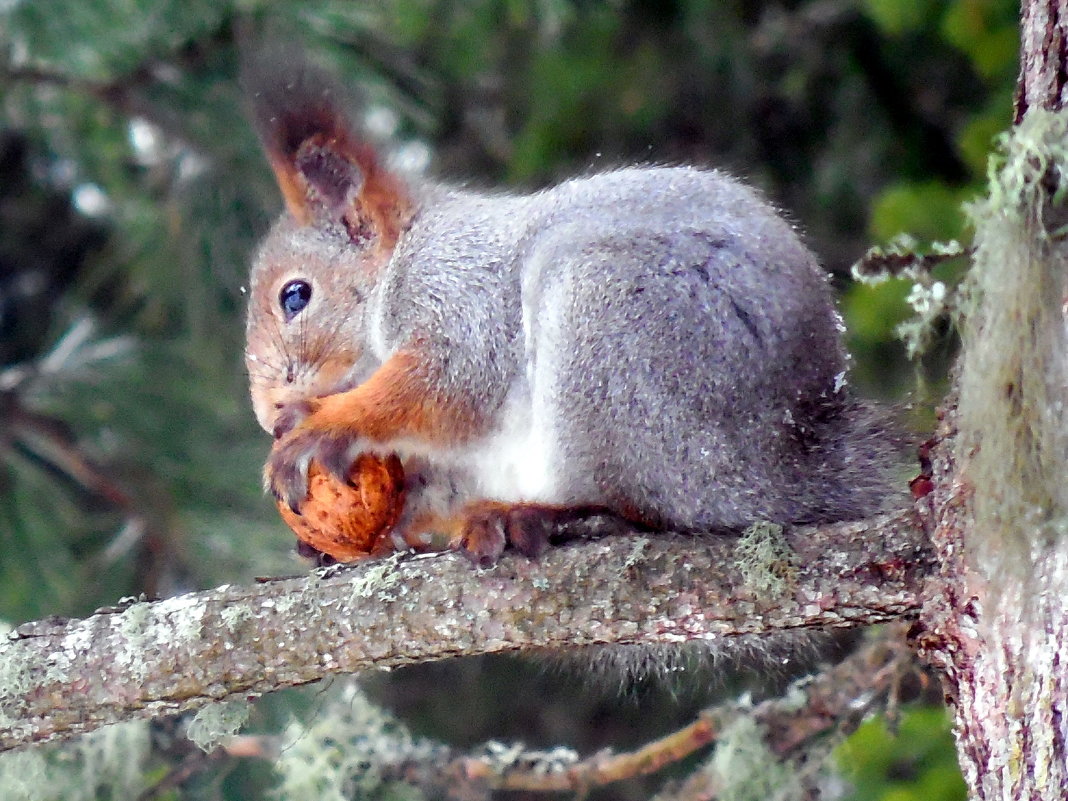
[136,735,279,801]
[473,624,921,799]
[1,15,236,151]
[751,622,919,757]
[136,747,228,801]
[491,716,717,794]
[851,241,973,281]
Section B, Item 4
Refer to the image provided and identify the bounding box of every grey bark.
[917,398,1068,800]
[1015,0,1068,122]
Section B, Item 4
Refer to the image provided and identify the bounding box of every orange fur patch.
[310,350,485,445]
[265,151,312,225]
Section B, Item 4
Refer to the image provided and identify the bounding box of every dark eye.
[279,280,312,321]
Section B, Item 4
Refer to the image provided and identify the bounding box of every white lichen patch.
[622,537,650,570]
[735,522,798,599]
[0,748,46,801]
[187,698,251,752]
[108,596,205,685]
[60,622,94,657]
[349,553,405,602]
[851,233,919,284]
[699,717,805,801]
[221,604,255,630]
[475,741,579,776]
[851,231,970,360]
[0,641,33,698]
[31,623,97,692]
[0,640,34,729]
[898,279,950,359]
[172,607,207,645]
[0,720,149,801]
[114,602,152,682]
[273,680,440,801]
[273,591,302,615]
[851,234,968,283]
[154,593,207,643]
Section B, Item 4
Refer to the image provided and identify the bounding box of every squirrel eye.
[279,280,312,321]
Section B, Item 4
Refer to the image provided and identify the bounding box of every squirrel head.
[242,56,414,436]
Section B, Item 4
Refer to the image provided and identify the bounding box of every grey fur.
[248,164,901,532]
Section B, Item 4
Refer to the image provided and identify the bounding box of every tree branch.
[0,509,931,753]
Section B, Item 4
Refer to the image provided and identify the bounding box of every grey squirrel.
[243,62,900,566]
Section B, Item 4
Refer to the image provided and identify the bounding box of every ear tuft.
[295,139,364,215]
[241,49,413,248]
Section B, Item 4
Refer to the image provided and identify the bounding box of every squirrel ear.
[243,52,413,249]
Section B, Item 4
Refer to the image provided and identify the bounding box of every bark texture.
[0,511,931,752]
[917,402,1068,800]
[1015,0,1068,122]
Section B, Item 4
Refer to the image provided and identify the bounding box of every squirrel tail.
[811,397,910,523]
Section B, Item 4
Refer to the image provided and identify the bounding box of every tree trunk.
[1014,0,1068,122]
[918,399,1068,799]
[918,4,1068,796]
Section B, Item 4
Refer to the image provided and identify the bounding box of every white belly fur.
[469,263,569,503]
[467,385,558,502]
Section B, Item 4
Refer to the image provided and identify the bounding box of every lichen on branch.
[0,511,932,753]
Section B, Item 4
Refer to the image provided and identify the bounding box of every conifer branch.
[0,508,931,753]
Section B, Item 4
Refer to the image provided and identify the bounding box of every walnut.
[276,453,406,562]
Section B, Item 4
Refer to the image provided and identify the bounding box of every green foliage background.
[0,0,1017,798]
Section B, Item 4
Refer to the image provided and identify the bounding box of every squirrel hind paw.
[454,502,573,566]
[457,509,508,568]
[295,538,337,567]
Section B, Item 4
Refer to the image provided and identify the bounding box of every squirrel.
[242,60,902,567]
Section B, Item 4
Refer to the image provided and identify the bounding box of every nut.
[276,452,406,562]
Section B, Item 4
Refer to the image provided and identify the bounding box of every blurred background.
[0,0,1017,798]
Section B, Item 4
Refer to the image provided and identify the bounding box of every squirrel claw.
[295,538,337,567]
[318,436,359,485]
[271,399,316,439]
[264,452,309,514]
[266,423,364,514]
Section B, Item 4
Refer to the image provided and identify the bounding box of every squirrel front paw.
[265,420,366,514]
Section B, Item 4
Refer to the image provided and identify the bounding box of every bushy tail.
[810,398,910,523]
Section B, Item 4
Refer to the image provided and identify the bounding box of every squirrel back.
[244,61,902,563]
